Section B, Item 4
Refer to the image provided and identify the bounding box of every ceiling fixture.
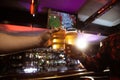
[30,0,39,17]
[30,0,35,16]
[78,0,118,30]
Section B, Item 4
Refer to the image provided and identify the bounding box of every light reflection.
[75,37,88,50]
[33,14,35,17]
[52,44,58,49]
[74,32,106,50]
[75,32,88,50]
[24,67,37,73]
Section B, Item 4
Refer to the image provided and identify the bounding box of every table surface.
[0,69,88,79]
[0,69,110,80]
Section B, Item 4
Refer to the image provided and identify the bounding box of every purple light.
[18,2,30,10]
[75,32,107,50]
[40,0,86,13]
[19,0,87,13]
[77,33,107,43]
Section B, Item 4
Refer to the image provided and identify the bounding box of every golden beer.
[52,29,66,50]
[65,31,77,54]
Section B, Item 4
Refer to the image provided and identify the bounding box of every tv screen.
[48,9,76,30]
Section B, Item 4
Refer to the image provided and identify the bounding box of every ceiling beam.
[82,0,118,27]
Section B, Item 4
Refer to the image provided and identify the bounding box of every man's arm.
[0,28,59,54]
[0,33,41,54]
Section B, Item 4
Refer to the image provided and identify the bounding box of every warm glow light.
[75,32,89,50]
[53,39,57,43]
[32,0,34,3]
[52,44,65,50]
[67,40,73,44]
[0,24,46,32]
[65,31,77,45]
[65,36,73,44]
[52,39,64,43]
[52,44,59,49]
[75,38,88,50]
[30,3,34,15]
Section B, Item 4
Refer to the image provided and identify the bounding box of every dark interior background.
[0,7,48,28]
[0,0,120,36]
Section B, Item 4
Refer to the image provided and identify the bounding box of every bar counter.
[0,48,110,80]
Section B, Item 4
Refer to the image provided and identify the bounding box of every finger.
[48,30,52,35]
[50,28,60,33]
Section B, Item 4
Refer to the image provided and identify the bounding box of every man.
[0,28,59,54]
[66,32,120,80]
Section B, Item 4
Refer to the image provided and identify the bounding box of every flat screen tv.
[47,9,77,31]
